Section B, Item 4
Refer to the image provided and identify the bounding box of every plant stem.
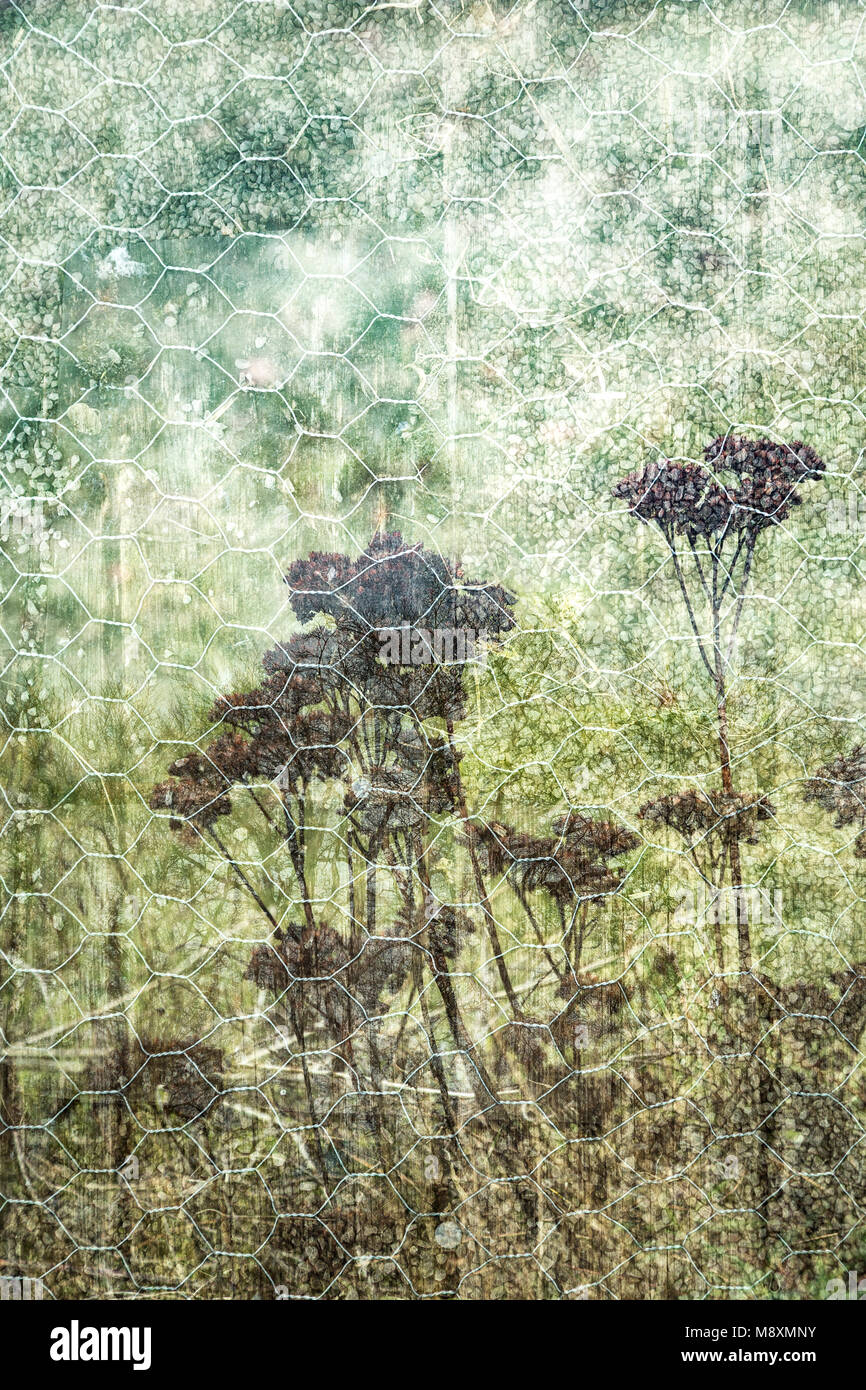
[443,719,522,1015]
[280,794,316,933]
[207,829,280,931]
[413,833,502,1107]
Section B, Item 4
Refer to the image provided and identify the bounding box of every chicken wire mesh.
[1,0,866,1302]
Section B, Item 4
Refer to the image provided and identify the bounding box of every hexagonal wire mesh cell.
[1,0,866,1303]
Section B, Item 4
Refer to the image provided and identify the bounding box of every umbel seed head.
[612,434,825,540]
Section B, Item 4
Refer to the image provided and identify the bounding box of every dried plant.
[804,745,866,855]
[149,533,623,1165]
[613,434,824,971]
[472,814,638,981]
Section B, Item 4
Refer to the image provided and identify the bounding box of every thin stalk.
[443,719,521,1015]
[725,534,757,668]
[510,881,563,980]
[207,829,280,931]
[667,538,716,683]
[280,794,316,933]
[289,1006,332,1194]
[413,833,501,1107]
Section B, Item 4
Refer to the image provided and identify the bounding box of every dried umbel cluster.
[345,745,458,837]
[612,458,733,538]
[612,435,826,540]
[613,431,822,981]
[284,530,516,644]
[148,712,349,841]
[475,815,639,903]
[274,533,514,722]
[804,746,866,855]
[135,1036,224,1122]
[246,921,350,992]
[640,788,776,847]
[704,434,825,483]
[149,743,236,842]
[551,811,641,856]
[148,533,527,1096]
[150,532,510,847]
[245,920,414,1024]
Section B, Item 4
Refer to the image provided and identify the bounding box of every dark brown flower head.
[245,922,353,1038]
[284,531,516,643]
[206,663,353,788]
[262,626,369,697]
[516,838,621,900]
[473,813,636,901]
[209,669,321,734]
[245,922,415,1020]
[612,458,733,538]
[362,652,469,722]
[280,550,359,626]
[704,434,825,483]
[612,435,825,540]
[427,904,474,961]
[350,935,414,1007]
[151,732,257,841]
[150,704,354,847]
[253,708,353,789]
[804,746,866,829]
[131,1036,224,1120]
[149,773,232,843]
[639,787,775,846]
[246,922,347,1013]
[345,754,456,838]
[266,624,470,720]
[470,819,515,877]
[166,729,252,784]
[551,812,641,858]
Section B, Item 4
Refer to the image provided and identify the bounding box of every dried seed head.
[639,787,776,846]
[804,746,866,829]
[612,435,825,540]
